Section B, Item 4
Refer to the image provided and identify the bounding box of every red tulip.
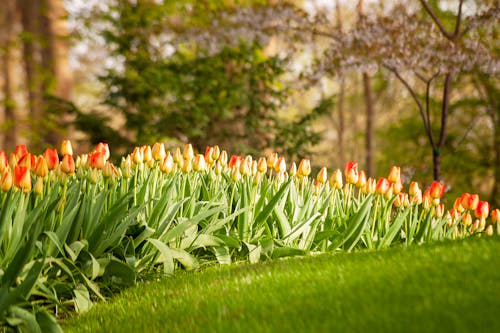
[89,151,106,170]
[96,142,110,161]
[229,155,242,169]
[43,148,59,170]
[475,201,490,220]
[14,144,28,160]
[429,181,445,199]
[344,161,358,184]
[14,165,31,193]
[376,177,390,195]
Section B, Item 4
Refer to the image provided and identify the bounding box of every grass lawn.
[63,236,500,333]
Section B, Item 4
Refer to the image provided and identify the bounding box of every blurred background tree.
[0,0,498,204]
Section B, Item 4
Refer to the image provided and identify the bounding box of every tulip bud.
[193,154,206,172]
[212,145,220,161]
[376,177,390,195]
[0,151,8,173]
[316,167,327,184]
[241,156,253,176]
[43,148,59,170]
[267,152,278,170]
[392,178,403,195]
[453,197,465,213]
[411,188,422,205]
[173,147,182,164]
[96,142,110,161]
[485,224,494,236]
[344,161,358,184]
[183,143,194,161]
[132,147,144,165]
[475,201,490,220]
[422,189,432,210]
[356,170,367,189]
[257,157,267,174]
[229,155,242,170]
[462,212,472,227]
[1,170,13,192]
[34,177,44,195]
[365,177,376,194]
[152,142,166,162]
[251,160,258,176]
[182,157,192,173]
[275,157,286,173]
[219,150,228,167]
[121,156,132,178]
[330,169,343,190]
[433,203,444,218]
[409,182,420,197]
[89,151,106,170]
[289,162,297,177]
[462,193,479,211]
[429,181,445,199]
[60,154,75,175]
[14,165,31,193]
[297,159,311,178]
[142,145,153,164]
[34,156,49,178]
[160,153,174,174]
[204,146,214,166]
[231,167,241,182]
[103,162,118,178]
[61,140,73,156]
[387,166,401,184]
[215,161,223,175]
[491,209,500,224]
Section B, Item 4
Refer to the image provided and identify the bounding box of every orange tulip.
[0,151,8,173]
[453,196,465,213]
[60,154,75,175]
[387,166,401,183]
[14,144,28,160]
[61,140,73,156]
[376,177,390,195]
[204,146,214,165]
[344,161,358,184]
[461,193,479,211]
[160,153,174,174]
[142,145,153,163]
[1,170,13,192]
[96,142,110,161]
[409,181,420,197]
[43,148,59,170]
[475,201,490,220]
[34,156,48,178]
[392,178,403,195]
[462,212,472,227]
[429,181,445,199]
[491,209,500,224]
[316,167,327,184]
[14,165,31,193]
[275,157,286,173]
[18,153,35,170]
[267,152,278,170]
[297,159,311,177]
[229,155,242,169]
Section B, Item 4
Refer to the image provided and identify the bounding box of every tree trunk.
[335,0,345,165]
[1,0,18,149]
[493,112,500,206]
[363,73,374,176]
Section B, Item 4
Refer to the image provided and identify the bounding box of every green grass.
[63,236,500,333]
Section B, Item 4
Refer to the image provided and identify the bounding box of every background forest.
[0,0,499,205]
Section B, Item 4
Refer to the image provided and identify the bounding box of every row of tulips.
[0,140,498,332]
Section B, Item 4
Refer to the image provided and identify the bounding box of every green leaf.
[74,284,92,313]
[35,310,63,333]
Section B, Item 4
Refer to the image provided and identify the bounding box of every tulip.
[160,153,174,174]
[215,161,223,175]
[204,146,214,165]
[365,177,376,194]
[96,142,110,161]
[152,143,166,162]
[9,153,18,169]
[18,153,34,170]
[1,170,13,192]
[411,188,422,205]
[251,160,258,176]
[219,150,228,166]
[173,147,182,164]
[394,192,408,208]
[182,157,192,173]
[387,166,401,184]
[344,161,358,184]
[409,181,420,197]
[475,201,490,220]
[461,193,479,211]
[229,155,242,169]
[14,144,28,160]
[491,209,500,224]
[462,212,472,227]
[43,148,59,170]
[193,154,206,172]
[212,145,220,161]
[14,165,31,193]
[356,170,367,189]
[89,151,106,170]
[429,181,445,199]
[231,167,241,182]
[485,224,494,236]
[422,189,432,210]
[267,152,278,170]
[132,147,144,165]
[316,167,327,184]
[297,159,311,178]
[330,169,343,190]
[183,143,194,161]
[453,197,465,213]
[376,177,390,195]
[60,154,75,175]
[275,157,286,173]
[61,140,73,156]
[103,162,118,178]
[241,156,253,175]
[289,162,297,177]
[142,145,153,164]
[433,203,444,218]
[392,178,403,195]
[34,156,49,178]
[121,156,132,178]
[257,157,267,174]
[34,177,44,195]
[0,151,8,173]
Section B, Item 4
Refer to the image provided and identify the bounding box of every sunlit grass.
[63,236,500,333]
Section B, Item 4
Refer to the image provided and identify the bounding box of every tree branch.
[438,73,452,148]
[419,0,464,41]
